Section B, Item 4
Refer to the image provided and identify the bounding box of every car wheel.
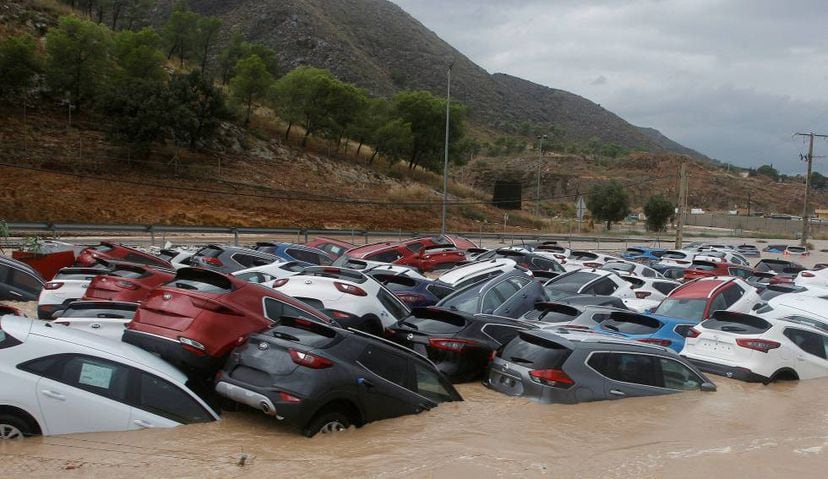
[303,411,352,437]
[0,414,34,440]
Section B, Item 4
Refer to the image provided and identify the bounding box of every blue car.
[253,242,333,266]
[622,246,666,262]
[365,270,456,308]
[593,311,697,353]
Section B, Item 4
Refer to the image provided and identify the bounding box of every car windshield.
[654,298,708,322]
[438,283,483,314]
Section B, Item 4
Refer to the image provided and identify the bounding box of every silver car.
[486,328,715,403]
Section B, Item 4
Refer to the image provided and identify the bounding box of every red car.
[123,267,331,376]
[339,236,469,272]
[305,236,355,260]
[82,262,175,303]
[683,260,753,281]
[76,241,173,269]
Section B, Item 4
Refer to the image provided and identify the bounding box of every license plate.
[699,339,734,355]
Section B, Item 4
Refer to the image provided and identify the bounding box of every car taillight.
[529,369,574,388]
[686,327,701,338]
[289,348,333,369]
[637,338,672,347]
[271,278,289,287]
[179,336,206,356]
[583,262,601,268]
[428,337,480,352]
[44,282,64,290]
[327,310,353,320]
[334,281,367,296]
[189,297,242,315]
[736,338,781,353]
[203,257,223,266]
[115,280,139,290]
[635,291,652,299]
[396,293,426,304]
[279,391,302,403]
[802,272,816,278]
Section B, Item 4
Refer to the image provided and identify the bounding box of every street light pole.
[440,62,454,236]
[535,134,547,218]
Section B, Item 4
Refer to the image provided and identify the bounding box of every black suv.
[215,317,462,436]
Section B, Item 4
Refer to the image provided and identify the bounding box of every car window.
[0,327,22,349]
[413,362,455,402]
[137,372,213,424]
[367,250,403,263]
[500,333,571,368]
[601,314,662,334]
[721,285,745,306]
[263,297,320,322]
[531,258,555,271]
[783,328,828,359]
[481,323,525,344]
[10,269,41,294]
[654,298,707,321]
[358,346,412,388]
[653,282,678,295]
[481,288,505,314]
[320,244,347,257]
[728,268,750,278]
[425,283,455,300]
[406,242,425,253]
[454,270,502,289]
[588,352,661,387]
[232,253,258,268]
[709,292,728,314]
[585,278,617,296]
[376,288,410,320]
[642,268,655,278]
[659,358,703,390]
[57,355,130,402]
[235,272,274,284]
[287,248,328,265]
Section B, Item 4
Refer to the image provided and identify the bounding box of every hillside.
[181,0,709,158]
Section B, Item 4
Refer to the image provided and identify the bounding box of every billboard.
[492,181,522,210]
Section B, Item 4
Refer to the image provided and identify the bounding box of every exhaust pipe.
[260,401,271,414]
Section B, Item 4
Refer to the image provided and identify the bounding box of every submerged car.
[435,269,546,318]
[366,271,455,308]
[486,328,715,403]
[37,266,108,319]
[594,311,698,352]
[75,242,172,270]
[215,318,461,436]
[50,301,138,342]
[0,256,44,303]
[82,263,175,303]
[254,242,334,266]
[0,315,218,440]
[652,277,760,322]
[386,307,535,381]
[305,236,356,260]
[123,267,331,377]
[190,245,279,274]
[681,311,828,383]
[543,269,635,301]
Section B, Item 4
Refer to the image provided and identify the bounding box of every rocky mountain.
[183,0,708,157]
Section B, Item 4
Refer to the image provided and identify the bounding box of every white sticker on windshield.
[79,362,113,389]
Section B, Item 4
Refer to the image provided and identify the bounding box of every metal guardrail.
[2,222,670,250]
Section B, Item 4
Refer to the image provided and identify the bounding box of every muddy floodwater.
[3,378,828,478]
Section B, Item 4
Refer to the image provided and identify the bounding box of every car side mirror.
[700,382,717,392]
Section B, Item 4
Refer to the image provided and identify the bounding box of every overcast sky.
[391,0,828,174]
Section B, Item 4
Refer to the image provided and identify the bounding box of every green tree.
[643,195,674,232]
[272,66,338,146]
[757,164,780,182]
[229,54,273,124]
[586,180,630,230]
[194,16,222,74]
[372,118,413,164]
[167,70,227,147]
[120,0,153,30]
[162,1,199,66]
[45,16,113,109]
[391,90,465,172]
[113,27,165,81]
[0,34,42,99]
[101,77,172,154]
[219,34,280,84]
[324,81,368,151]
[347,97,390,158]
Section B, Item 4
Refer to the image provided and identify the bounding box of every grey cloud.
[590,75,607,85]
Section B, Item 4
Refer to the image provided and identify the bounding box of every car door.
[355,346,436,421]
[23,354,132,435]
[782,328,828,380]
[481,277,521,315]
[129,371,215,430]
[586,352,675,399]
[494,276,540,318]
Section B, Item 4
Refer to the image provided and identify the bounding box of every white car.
[534,245,570,263]
[794,268,828,288]
[233,261,304,285]
[272,266,411,332]
[694,251,750,266]
[363,263,428,280]
[435,258,525,289]
[49,301,137,342]
[601,260,662,278]
[564,251,622,271]
[0,315,218,440]
[682,310,828,383]
[656,250,697,268]
[542,269,636,301]
[761,294,828,323]
[37,267,107,319]
[157,248,196,270]
[619,275,681,311]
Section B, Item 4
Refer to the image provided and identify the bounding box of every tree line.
[0,1,469,173]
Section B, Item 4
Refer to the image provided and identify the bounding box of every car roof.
[437,258,517,283]
[669,277,733,298]
[343,241,398,257]
[8,315,188,383]
[520,327,674,353]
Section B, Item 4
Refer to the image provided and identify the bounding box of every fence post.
[233,229,239,246]
[304,229,309,244]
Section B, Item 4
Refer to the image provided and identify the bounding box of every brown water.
[3,378,828,478]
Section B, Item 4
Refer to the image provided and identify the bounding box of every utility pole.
[674,159,688,249]
[794,132,828,246]
[747,191,751,217]
[535,134,547,218]
[440,61,454,236]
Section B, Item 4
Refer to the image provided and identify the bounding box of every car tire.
[303,411,352,438]
[0,414,35,440]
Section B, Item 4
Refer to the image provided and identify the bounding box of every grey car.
[519,302,629,329]
[190,244,280,273]
[436,269,545,318]
[486,328,715,404]
[0,256,44,302]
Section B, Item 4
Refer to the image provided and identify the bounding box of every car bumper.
[683,356,770,383]
[122,329,225,376]
[214,375,308,426]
